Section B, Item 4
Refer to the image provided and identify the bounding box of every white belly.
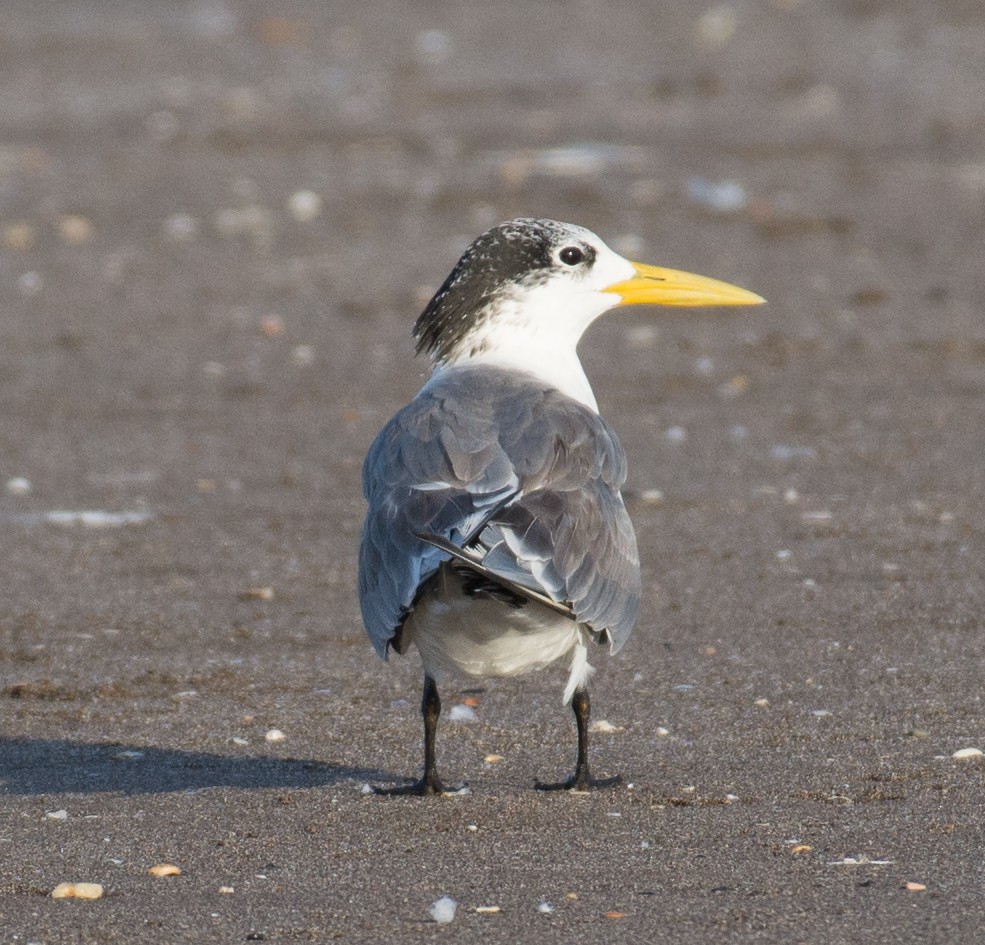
[402,564,592,702]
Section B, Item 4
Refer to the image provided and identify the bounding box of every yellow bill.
[605,261,765,308]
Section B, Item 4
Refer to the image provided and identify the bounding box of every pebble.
[51,882,103,900]
[7,477,32,495]
[163,213,199,242]
[42,510,153,528]
[429,896,457,924]
[687,177,746,212]
[46,809,68,820]
[483,754,504,763]
[265,728,286,743]
[447,704,477,722]
[149,864,181,877]
[802,510,833,524]
[717,375,749,399]
[537,901,555,914]
[291,344,315,366]
[475,905,501,914]
[239,586,274,601]
[905,881,927,891]
[664,426,687,442]
[287,189,322,222]
[589,720,625,733]
[771,444,817,461]
[695,5,738,48]
[952,747,983,760]
[4,222,35,249]
[219,886,235,894]
[58,215,93,244]
[415,29,453,64]
[259,314,285,337]
[18,271,43,296]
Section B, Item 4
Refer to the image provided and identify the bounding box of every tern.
[359,218,763,794]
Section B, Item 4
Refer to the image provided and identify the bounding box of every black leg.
[420,674,443,792]
[535,685,621,792]
[375,674,449,796]
[571,686,592,790]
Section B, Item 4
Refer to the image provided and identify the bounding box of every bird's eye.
[559,245,584,266]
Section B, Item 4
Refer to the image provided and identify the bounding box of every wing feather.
[358,364,640,657]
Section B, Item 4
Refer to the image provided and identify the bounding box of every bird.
[358,218,763,794]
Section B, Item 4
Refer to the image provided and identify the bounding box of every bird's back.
[358,364,641,659]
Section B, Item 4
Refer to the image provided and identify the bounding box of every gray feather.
[358,364,641,657]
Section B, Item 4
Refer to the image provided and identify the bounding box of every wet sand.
[2,2,985,942]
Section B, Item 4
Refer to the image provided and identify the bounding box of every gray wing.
[358,365,641,658]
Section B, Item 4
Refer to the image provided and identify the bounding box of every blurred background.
[2,1,984,938]
[3,0,983,655]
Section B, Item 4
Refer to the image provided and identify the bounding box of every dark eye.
[559,245,584,266]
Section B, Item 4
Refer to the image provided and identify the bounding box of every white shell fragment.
[429,896,458,924]
[46,809,68,820]
[952,747,984,760]
[288,189,322,221]
[589,719,624,733]
[51,882,104,899]
[6,477,31,495]
[264,728,286,742]
[447,704,477,722]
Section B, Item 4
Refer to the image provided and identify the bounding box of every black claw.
[373,775,448,797]
[535,773,622,793]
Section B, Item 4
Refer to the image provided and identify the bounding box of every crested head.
[410,217,764,408]
[413,218,633,365]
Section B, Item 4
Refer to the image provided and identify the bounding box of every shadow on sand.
[0,737,392,796]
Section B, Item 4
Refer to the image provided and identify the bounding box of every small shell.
[952,747,983,760]
[149,864,181,877]
[51,882,104,899]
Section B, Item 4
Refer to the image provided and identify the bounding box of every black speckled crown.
[413,219,596,362]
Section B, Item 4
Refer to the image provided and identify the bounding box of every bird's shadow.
[0,737,392,797]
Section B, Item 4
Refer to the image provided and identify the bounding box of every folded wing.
[358,365,641,658]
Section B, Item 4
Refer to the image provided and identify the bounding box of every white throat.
[446,334,599,411]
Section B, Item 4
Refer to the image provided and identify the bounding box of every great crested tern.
[359,218,763,794]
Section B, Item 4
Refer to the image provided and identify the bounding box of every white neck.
[421,233,636,413]
[445,343,599,412]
